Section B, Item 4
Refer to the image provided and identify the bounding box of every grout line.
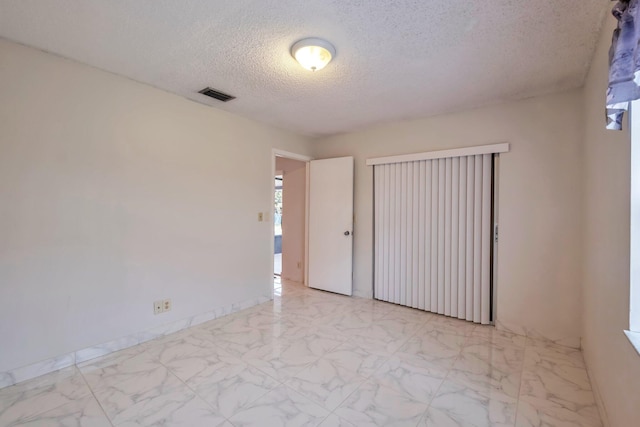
[77,367,116,427]
[0,368,96,425]
[168,372,226,421]
[156,350,239,425]
[512,336,531,424]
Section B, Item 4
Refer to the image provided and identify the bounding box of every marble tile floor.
[0,280,602,426]
[274,254,282,277]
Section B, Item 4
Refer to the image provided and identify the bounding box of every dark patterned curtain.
[607,0,640,130]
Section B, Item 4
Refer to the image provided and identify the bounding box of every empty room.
[0,1,639,426]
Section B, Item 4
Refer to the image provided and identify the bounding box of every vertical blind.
[373,154,493,324]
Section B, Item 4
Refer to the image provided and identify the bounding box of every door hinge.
[494,224,499,243]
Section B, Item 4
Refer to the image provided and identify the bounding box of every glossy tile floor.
[0,280,602,426]
[274,253,282,276]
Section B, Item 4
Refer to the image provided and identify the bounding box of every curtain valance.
[607,0,640,130]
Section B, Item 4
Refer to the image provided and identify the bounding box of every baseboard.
[495,319,581,349]
[581,337,611,427]
[0,294,272,390]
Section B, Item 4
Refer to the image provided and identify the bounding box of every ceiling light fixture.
[291,38,336,72]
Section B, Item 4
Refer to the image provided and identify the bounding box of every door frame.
[271,149,313,291]
[491,154,500,325]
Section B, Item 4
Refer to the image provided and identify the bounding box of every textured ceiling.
[0,0,608,137]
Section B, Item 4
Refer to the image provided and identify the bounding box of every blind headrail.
[366,143,509,166]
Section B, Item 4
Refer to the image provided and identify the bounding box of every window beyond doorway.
[274,175,283,277]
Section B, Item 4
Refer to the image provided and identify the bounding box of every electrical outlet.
[258,212,264,222]
[153,300,164,315]
[297,261,302,269]
[163,299,172,312]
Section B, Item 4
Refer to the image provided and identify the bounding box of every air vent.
[198,87,236,102]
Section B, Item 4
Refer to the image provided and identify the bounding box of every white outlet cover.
[154,300,164,315]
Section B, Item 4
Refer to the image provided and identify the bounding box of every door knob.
[344,231,350,236]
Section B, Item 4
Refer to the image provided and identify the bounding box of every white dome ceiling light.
[291,38,336,72]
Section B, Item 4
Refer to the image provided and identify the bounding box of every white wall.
[581,15,640,427]
[313,90,584,347]
[275,157,306,283]
[0,39,312,373]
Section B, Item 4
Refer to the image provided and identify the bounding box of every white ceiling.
[0,1,608,137]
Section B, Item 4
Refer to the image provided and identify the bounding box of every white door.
[308,156,354,295]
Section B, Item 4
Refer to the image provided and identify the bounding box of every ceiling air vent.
[198,87,236,102]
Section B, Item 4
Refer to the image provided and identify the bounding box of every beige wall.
[581,15,640,427]
[0,39,312,373]
[313,90,584,348]
[275,157,306,283]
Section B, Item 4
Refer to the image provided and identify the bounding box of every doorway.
[274,175,283,278]
[272,152,310,293]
